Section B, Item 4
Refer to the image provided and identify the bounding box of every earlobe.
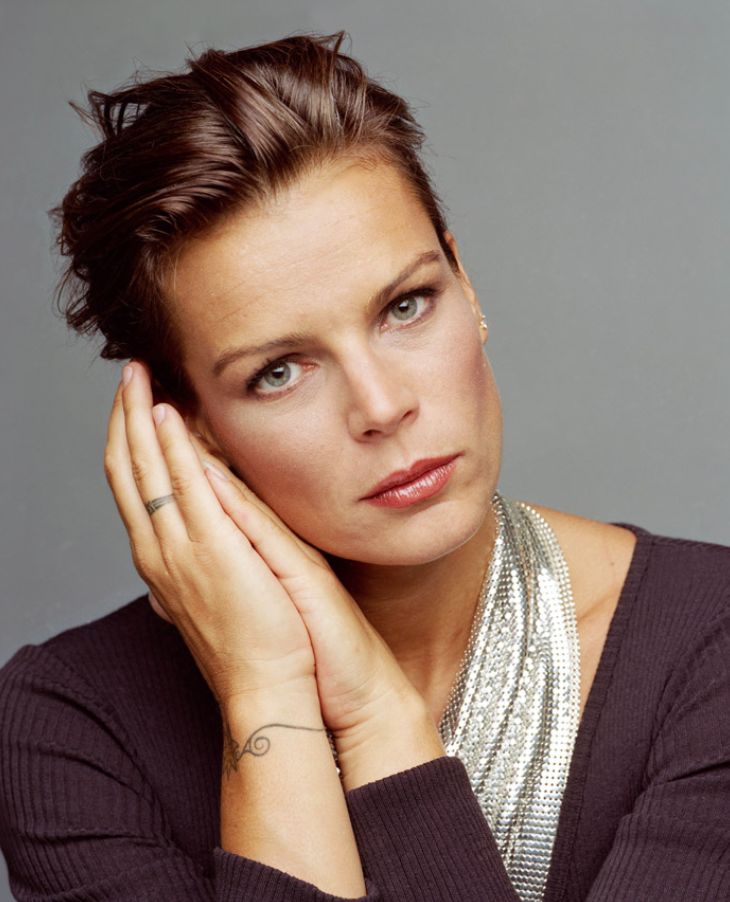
[183,410,242,480]
[184,410,226,458]
[184,409,207,441]
[479,312,489,344]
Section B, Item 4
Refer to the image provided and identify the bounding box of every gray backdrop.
[1,1,729,897]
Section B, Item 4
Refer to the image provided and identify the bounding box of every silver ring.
[144,494,175,516]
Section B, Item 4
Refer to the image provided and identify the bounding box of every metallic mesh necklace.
[437,490,581,902]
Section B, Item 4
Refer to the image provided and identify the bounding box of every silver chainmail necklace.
[437,490,581,902]
[327,490,579,900]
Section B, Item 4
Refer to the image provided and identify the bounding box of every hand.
[106,361,424,745]
[104,361,318,708]
[186,441,443,855]
[185,418,425,744]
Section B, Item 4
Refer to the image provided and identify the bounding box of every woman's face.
[165,157,503,565]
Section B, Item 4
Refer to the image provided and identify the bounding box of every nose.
[343,348,419,440]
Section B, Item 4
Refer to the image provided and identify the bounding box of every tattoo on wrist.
[223,720,327,778]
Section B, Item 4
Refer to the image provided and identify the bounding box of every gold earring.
[479,313,488,340]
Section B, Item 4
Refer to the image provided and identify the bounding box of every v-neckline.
[543,521,654,902]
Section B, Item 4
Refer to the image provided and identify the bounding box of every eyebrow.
[211,249,443,378]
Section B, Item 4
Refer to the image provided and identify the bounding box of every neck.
[329,504,498,718]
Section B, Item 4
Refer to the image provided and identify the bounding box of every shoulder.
[0,601,166,838]
[523,502,730,776]
[522,499,730,627]
[519,500,640,624]
[0,595,209,742]
[1,596,138,689]
[2,595,166,689]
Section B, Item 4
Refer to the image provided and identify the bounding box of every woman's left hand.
[168,425,428,749]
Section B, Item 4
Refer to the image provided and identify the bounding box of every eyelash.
[245,284,442,397]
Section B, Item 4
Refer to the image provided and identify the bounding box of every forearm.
[220,683,367,898]
[336,691,446,793]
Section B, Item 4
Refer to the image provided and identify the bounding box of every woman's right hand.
[104,361,317,709]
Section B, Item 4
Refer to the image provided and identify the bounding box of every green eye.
[247,359,303,395]
[262,362,292,387]
[391,297,420,321]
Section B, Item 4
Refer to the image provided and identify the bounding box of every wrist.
[220,676,321,724]
[221,680,326,776]
[334,691,446,793]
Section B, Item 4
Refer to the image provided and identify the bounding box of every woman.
[1,30,728,902]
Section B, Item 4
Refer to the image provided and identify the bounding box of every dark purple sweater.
[1,521,729,901]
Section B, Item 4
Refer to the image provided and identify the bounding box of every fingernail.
[204,462,229,482]
[152,404,167,426]
[122,364,133,386]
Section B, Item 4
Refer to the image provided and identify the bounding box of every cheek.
[196,305,498,539]
[428,314,501,473]
[430,314,493,409]
[204,403,334,514]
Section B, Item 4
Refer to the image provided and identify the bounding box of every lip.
[361,454,461,500]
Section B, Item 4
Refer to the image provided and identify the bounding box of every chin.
[318,493,492,567]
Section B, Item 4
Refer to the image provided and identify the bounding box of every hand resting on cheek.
[105,360,434,767]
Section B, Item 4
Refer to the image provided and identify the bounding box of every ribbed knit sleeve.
[582,602,730,901]
[2,530,729,901]
[0,644,379,901]
[345,599,730,901]
[346,755,516,901]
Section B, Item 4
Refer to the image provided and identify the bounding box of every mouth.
[360,454,461,504]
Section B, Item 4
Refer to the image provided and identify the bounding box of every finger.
[205,467,369,655]
[187,431,272,513]
[105,378,160,555]
[188,431,327,567]
[153,402,246,545]
[204,466,315,581]
[122,362,187,542]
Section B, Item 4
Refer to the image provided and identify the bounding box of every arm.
[219,686,371,897]
[104,364,376,897]
[583,602,730,900]
[335,606,730,901]
[338,696,518,902]
[0,644,379,901]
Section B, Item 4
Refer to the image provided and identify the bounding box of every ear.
[443,230,488,343]
[183,406,232,466]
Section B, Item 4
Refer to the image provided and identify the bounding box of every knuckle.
[157,539,185,577]
[130,456,150,484]
[103,451,119,483]
[130,544,154,580]
[188,541,218,570]
[130,545,169,591]
[169,469,193,496]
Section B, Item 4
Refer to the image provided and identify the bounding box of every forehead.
[164,158,440,348]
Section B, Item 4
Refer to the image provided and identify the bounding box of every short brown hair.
[51,30,458,404]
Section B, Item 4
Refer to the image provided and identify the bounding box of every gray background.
[1,1,729,896]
